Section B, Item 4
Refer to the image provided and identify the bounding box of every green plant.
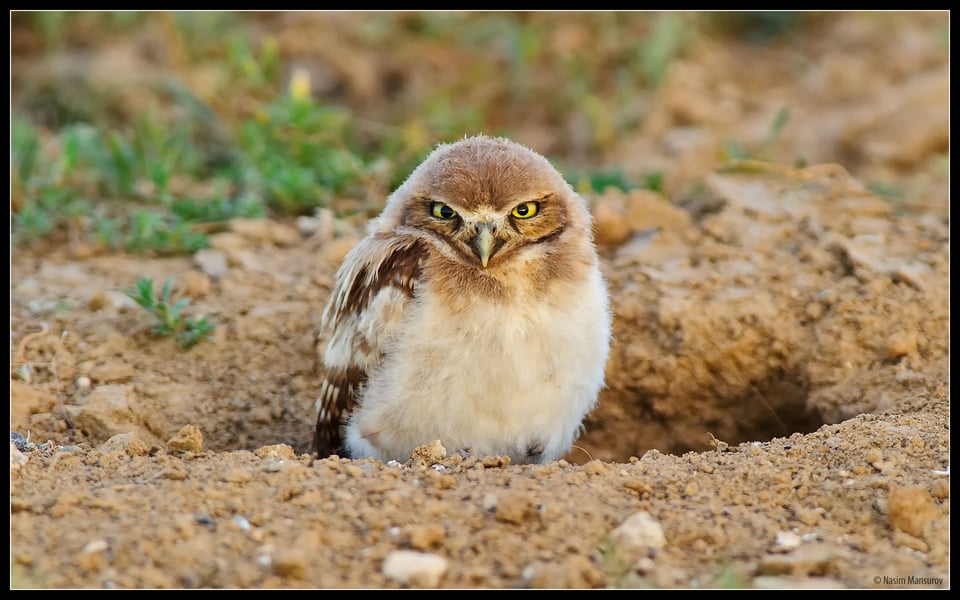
[641,171,665,194]
[125,277,216,349]
[764,106,791,149]
[722,139,750,161]
[712,563,750,588]
[225,33,280,91]
[867,181,906,199]
[12,118,40,186]
[596,538,651,588]
[12,201,55,241]
[638,14,690,86]
[170,192,265,222]
[570,168,637,194]
[704,12,807,42]
[721,106,792,164]
[123,211,208,254]
[235,93,365,214]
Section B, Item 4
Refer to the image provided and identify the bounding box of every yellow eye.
[431,202,457,220]
[511,201,540,219]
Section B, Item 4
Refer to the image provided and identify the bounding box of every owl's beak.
[472,222,499,268]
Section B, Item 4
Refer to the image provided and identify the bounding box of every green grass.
[11,12,384,251]
[711,563,751,588]
[721,106,793,164]
[704,12,807,42]
[10,30,441,252]
[125,277,216,349]
[8,12,741,253]
[867,181,906,199]
[568,168,665,195]
[235,95,365,214]
[638,13,690,86]
[11,90,374,252]
[596,539,633,587]
[10,562,46,589]
[936,21,949,46]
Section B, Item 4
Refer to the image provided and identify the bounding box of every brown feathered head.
[375,135,594,272]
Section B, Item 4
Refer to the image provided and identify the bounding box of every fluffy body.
[314,135,611,465]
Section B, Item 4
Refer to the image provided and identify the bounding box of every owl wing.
[313,232,425,456]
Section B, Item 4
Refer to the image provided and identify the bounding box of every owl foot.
[526,441,545,460]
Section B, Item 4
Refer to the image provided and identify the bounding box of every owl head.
[375,135,595,272]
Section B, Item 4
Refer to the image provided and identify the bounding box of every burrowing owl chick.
[314,135,611,464]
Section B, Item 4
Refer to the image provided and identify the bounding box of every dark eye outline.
[511,201,541,219]
[430,202,458,220]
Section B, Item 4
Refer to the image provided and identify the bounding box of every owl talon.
[526,441,545,458]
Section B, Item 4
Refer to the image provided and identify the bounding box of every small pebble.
[382,550,448,587]
[194,249,229,279]
[81,540,109,554]
[775,530,802,549]
[609,511,666,559]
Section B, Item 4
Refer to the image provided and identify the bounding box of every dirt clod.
[886,485,941,538]
[99,432,149,456]
[494,492,534,525]
[272,549,308,579]
[403,524,446,550]
[90,361,135,383]
[410,440,447,464]
[167,425,204,454]
[68,385,140,441]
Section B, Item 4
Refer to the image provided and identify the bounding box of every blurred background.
[11,11,948,255]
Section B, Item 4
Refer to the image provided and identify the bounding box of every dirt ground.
[10,13,949,589]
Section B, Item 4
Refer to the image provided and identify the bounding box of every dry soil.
[10,12,949,589]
